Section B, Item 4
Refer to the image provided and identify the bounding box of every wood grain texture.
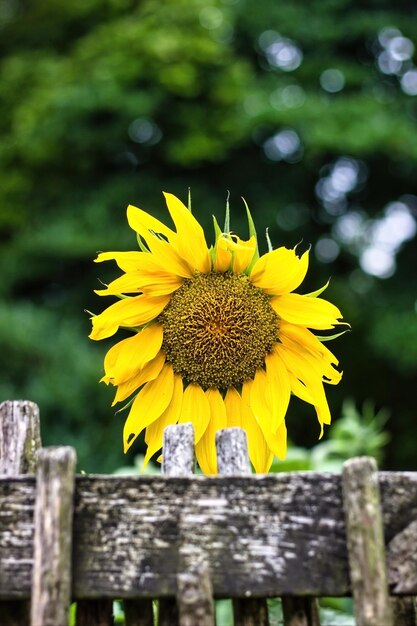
[31,446,77,626]
[0,471,416,600]
[217,429,270,626]
[342,457,393,626]
[0,400,41,625]
[281,596,321,626]
[160,423,196,626]
[75,599,113,626]
[0,400,41,476]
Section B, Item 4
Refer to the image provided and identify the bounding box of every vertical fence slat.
[281,597,321,626]
[155,423,195,626]
[161,423,215,626]
[216,428,270,626]
[159,423,194,626]
[342,456,394,626]
[0,400,41,475]
[124,599,154,626]
[75,599,114,626]
[31,446,76,626]
[391,597,417,626]
[0,400,41,626]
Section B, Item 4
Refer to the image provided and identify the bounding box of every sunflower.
[90,192,346,474]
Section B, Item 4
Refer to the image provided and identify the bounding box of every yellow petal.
[248,369,273,438]
[287,372,315,404]
[103,324,163,385]
[127,204,175,242]
[178,383,210,443]
[145,235,194,279]
[273,420,287,460]
[241,381,274,472]
[143,374,183,468]
[195,388,227,475]
[213,237,232,272]
[95,271,182,297]
[250,248,309,295]
[89,294,170,340]
[264,349,291,432]
[123,363,174,453]
[224,387,243,428]
[230,236,257,274]
[279,330,342,385]
[271,293,342,330]
[276,344,332,436]
[213,235,256,274]
[163,192,211,274]
[279,320,339,366]
[111,352,166,406]
[94,251,146,273]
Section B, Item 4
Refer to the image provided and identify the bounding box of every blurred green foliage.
[1,0,417,471]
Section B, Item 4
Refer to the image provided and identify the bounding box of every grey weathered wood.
[0,400,41,626]
[163,424,214,626]
[31,446,76,626]
[0,400,41,475]
[216,428,251,475]
[217,428,269,626]
[1,471,417,599]
[75,599,113,625]
[232,597,270,626]
[342,457,394,626]
[176,564,215,626]
[388,519,417,593]
[281,597,320,626]
[161,424,195,626]
[162,423,195,476]
[124,599,154,626]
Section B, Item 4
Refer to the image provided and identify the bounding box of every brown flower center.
[160,272,279,389]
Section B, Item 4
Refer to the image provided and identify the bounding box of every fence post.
[342,456,394,626]
[0,400,41,626]
[160,423,215,626]
[217,428,271,626]
[31,446,76,626]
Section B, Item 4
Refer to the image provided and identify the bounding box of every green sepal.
[114,395,136,415]
[223,190,230,233]
[305,280,330,298]
[316,327,351,342]
[188,187,192,212]
[211,214,223,264]
[265,227,273,252]
[136,233,150,253]
[242,197,259,272]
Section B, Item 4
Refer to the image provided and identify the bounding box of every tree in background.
[1,0,416,471]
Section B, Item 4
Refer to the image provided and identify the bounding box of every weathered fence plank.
[0,400,42,626]
[391,597,417,626]
[217,428,270,626]
[281,596,320,626]
[159,423,196,626]
[342,457,394,626]
[124,599,154,626]
[161,423,215,626]
[0,400,41,476]
[1,471,417,600]
[31,446,77,626]
[75,599,114,626]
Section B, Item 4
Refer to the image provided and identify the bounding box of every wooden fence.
[0,399,416,626]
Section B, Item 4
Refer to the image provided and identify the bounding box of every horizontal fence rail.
[1,472,417,599]
[1,400,417,626]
